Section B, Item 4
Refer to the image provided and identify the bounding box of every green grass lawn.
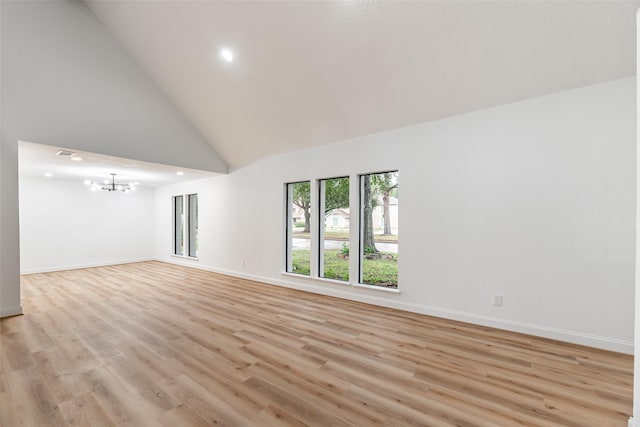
[290,249,398,287]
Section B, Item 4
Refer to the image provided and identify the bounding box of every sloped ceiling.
[2,0,227,174]
[86,1,639,169]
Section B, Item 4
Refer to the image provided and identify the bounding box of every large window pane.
[188,194,198,257]
[319,177,349,281]
[359,171,398,288]
[286,181,311,275]
[173,195,184,256]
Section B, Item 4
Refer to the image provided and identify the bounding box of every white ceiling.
[19,141,218,187]
[85,0,639,169]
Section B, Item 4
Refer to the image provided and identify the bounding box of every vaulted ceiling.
[86,1,639,169]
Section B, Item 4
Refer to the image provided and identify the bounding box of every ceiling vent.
[56,150,76,157]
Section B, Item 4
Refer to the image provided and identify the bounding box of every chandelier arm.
[89,173,134,192]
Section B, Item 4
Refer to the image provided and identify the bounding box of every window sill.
[281,273,398,294]
[314,277,351,286]
[353,282,401,294]
[171,254,199,261]
[281,271,312,280]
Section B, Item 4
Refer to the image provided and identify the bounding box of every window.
[173,193,198,258]
[173,195,184,256]
[319,177,349,281]
[188,194,198,257]
[360,171,398,288]
[283,172,398,288]
[285,181,310,275]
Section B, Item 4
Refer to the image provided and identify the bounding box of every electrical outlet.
[493,295,503,306]
[240,259,245,267]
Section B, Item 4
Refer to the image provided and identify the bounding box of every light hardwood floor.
[0,261,633,426]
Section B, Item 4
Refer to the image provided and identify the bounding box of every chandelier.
[85,173,137,193]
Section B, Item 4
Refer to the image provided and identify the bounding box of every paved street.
[292,238,398,253]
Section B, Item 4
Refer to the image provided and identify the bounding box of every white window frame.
[318,176,350,282]
[282,172,399,293]
[358,170,399,289]
[284,181,311,275]
[172,193,199,259]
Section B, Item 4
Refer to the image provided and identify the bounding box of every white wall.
[630,10,639,427]
[19,176,154,274]
[0,134,21,317]
[155,77,636,353]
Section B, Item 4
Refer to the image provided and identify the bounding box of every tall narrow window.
[359,171,398,288]
[173,193,198,258]
[188,194,198,257]
[173,195,184,256]
[319,177,349,281]
[286,181,311,275]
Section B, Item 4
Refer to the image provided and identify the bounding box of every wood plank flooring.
[0,261,633,426]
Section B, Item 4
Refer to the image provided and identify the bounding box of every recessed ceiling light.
[220,49,234,63]
[84,179,91,185]
[44,172,53,177]
[71,156,83,162]
[176,171,185,176]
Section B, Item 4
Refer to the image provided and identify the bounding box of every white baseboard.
[21,258,153,275]
[0,305,23,318]
[155,257,633,354]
